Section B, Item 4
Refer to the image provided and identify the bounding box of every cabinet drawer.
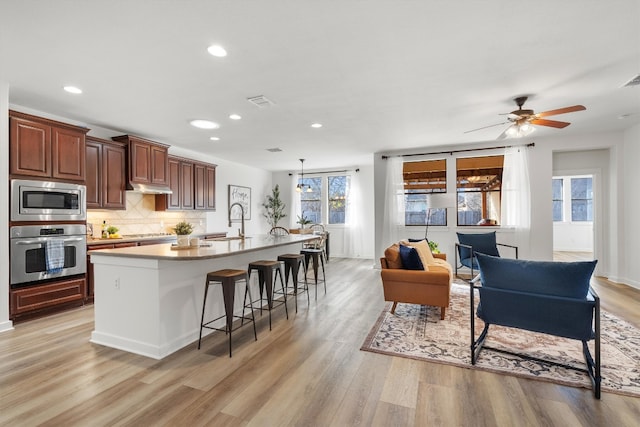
[11,277,86,316]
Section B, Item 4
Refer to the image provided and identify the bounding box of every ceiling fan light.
[520,123,535,135]
[505,126,518,137]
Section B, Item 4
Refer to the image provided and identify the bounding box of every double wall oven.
[9,179,88,318]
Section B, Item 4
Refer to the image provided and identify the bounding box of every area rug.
[361,282,640,397]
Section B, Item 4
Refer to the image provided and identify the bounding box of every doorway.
[552,174,594,262]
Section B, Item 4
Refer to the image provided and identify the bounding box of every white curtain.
[342,172,364,257]
[381,156,405,249]
[501,146,531,253]
[289,173,301,228]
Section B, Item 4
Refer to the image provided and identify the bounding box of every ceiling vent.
[247,95,275,108]
[266,147,282,152]
[623,74,640,87]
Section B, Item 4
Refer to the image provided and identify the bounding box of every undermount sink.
[207,236,252,241]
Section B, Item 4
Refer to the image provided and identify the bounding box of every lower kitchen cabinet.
[86,241,136,302]
[10,276,86,321]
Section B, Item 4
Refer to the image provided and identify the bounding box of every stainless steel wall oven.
[10,224,87,287]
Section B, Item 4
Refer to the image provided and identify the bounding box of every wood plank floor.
[1,257,639,426]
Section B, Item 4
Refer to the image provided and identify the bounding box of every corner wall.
[622,123,640,287]
[0,80,13,332]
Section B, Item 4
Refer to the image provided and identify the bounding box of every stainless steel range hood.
[126,182,173,194]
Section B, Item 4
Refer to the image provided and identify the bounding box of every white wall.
[373,129,637,287]
[622,123,640,288]
[0,80,12,332]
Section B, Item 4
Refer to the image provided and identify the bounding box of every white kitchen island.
[90,234,315,359]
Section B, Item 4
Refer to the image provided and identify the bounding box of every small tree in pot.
[173,221,194,246]
[262,184,287,228]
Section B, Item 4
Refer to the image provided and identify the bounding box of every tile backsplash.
[87,193,206,238]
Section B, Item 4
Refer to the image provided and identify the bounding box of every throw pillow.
[399,245,426,270]
[401,239,436,266]
[384,244,403,269]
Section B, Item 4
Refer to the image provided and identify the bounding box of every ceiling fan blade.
[464,122,508,134]
[530,118,571,128]
[536,105,586,117]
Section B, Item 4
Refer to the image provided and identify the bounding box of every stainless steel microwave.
[11,179,86,222]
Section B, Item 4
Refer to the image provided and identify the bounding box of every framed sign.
[228,185,251,221]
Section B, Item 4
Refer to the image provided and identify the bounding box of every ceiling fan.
[465,96,586,139]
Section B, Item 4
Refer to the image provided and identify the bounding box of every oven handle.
[15,237,85,245]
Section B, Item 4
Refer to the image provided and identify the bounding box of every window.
[571,177,593,221]
[298,175,349,224]
[551,175,593,223]
[403,159,447,226]
[456,155,504,226]
[328,175,349,224]
[552,178,564,221]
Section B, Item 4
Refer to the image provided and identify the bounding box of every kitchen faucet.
[228,202,245,238]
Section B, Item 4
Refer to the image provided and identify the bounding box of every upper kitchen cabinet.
[194,162,217,210]
[86,137,126,210]
[112,134,169,189]
[9,110,88,182]
[156,157,216,211]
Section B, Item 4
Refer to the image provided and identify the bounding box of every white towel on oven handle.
[45,239,65,274]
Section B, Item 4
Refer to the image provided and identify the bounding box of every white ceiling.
[1,1,639,172]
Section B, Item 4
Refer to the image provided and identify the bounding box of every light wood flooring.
[1,257,639,426]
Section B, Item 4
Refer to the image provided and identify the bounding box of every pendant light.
[296,159,313,193]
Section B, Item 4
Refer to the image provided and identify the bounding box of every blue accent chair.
[455,231,518,279]
[472,254,601,399]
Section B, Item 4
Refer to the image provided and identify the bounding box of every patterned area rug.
[361,283,640,397]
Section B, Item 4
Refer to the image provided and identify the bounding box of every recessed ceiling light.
[207,45,227,57]
[311,123,323,128]
[190,119,219,129]
[63,86,82,94]
[229,114,242,120]
[209,136,220,141]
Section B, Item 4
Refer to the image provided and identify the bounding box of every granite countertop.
[87,232,228,246]
[88,234,316,260]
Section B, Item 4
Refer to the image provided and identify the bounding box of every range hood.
[126,182,173,194]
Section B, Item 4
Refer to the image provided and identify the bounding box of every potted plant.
[173,221,194,246]
[262,184,287,228]
[296,214,314,234]
[428,240,440,254]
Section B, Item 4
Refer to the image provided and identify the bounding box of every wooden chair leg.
[440,307,446,320]
[390,302,398,314]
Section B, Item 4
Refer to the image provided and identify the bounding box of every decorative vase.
[177,235,190,247]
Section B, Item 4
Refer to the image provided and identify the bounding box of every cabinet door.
[102,143,126,209]
[181,161,194,209]
[11,277,86,317]
[193,163,206,210]
[129,139,151,183]
[52,126,86,182]
[150,144,169,185]
[85,140,102,209]
[9,116,51,178]
[205,164,216,210]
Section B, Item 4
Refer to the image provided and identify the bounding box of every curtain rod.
[381,142,535,159]
[288,168,360,176]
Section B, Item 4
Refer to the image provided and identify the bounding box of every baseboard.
[606,275,640,291]
[0,320,15,333]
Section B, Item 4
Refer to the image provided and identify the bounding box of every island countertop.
[89,234,317,261]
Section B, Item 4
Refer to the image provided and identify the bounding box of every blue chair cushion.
[457,232,500,260]
[476,253,597,299]
[399,245,424,270]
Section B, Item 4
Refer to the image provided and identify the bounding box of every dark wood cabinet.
[112,134,169,187]
[156,156,215,211]
[86,137,126,210]
[10,276,86,320]
[9,110,88,182]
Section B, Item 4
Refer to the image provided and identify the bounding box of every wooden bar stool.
[277,253,309,312]
[198,269,257,357]
[248,260,289,330]
[300,247,326,299]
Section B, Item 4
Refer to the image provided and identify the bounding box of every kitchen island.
[89,234,316,359]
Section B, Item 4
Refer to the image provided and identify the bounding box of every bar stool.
[277,253,309,312]
[198,269,257,357]
[300,247,326,299]
[248,260,288,330]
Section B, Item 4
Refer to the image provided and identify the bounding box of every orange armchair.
[380,244,452,320]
